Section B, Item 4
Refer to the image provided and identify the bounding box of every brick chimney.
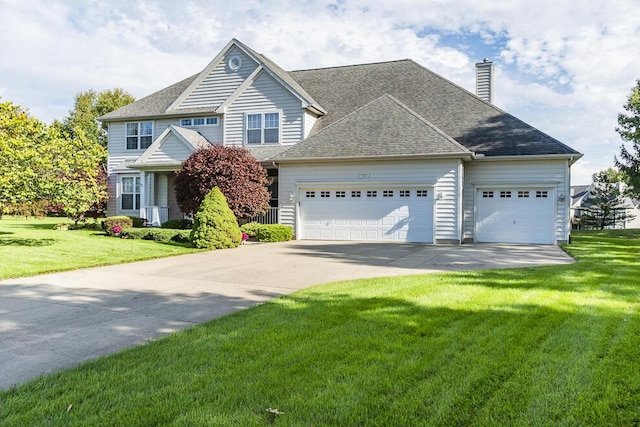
[475,58,494,103]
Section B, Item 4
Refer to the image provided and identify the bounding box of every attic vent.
[228,55,242,71]
[475,58,494,103]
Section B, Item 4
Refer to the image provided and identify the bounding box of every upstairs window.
[126,122,153,150]
[180,117,218,127]
[246,112,280,144]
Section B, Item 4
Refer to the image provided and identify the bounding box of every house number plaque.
[356,173,371,179]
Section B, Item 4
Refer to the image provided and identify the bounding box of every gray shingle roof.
[246,145,293,162]
[288,60,580,157]
[99,74,199,121]
[100,42,580,160]
[277,94,471,160]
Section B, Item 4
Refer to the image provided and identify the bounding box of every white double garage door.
[300,186,434,243]
[298,185,556,244]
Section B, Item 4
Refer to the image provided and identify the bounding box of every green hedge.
[240,223,293,242]
[122,228,191,243]
[129,216,146,228]
[161,219,193,229]
[239,221,263,238]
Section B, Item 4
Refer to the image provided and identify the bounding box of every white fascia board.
[127,163,182,171]
[474,153,583,164]
[275,152,474,164]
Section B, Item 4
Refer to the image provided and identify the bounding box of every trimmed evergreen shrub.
[104,216,133,235]
[122,228,190,243]
[161,219,193,229]
[190,187,242,249]
[256,224,293,242]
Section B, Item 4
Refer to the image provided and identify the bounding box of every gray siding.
[279,159,461,242]
[155,118,222,144]
[224,72,303,146]
[462,159,569,243]
[107,122,140,217]
[177,47,258,109]
[167,174,183,220]
[147,135,194,165]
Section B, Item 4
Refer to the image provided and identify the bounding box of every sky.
[1,0,639,185]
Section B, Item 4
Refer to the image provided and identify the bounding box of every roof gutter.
[274,151,474,164]
[472,153,584,164]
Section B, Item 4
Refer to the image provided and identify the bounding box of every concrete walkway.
[0,241,573,389]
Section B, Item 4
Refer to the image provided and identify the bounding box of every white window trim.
[179,117,220,127]
[125,121,154,150]
[120,175,141,211]
[244,110,282,145]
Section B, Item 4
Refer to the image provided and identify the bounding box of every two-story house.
[99,38,581,245]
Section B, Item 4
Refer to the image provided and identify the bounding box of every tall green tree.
[578,168,635,230]
[0,101,50,217]
[61,88,135,148]
[45,127,108,224]
[0,100,107,221]
[615,79,640,197]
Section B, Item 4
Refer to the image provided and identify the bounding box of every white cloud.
[1,0,639,185]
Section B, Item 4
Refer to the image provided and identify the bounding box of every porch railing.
[144,206,169,227]
[249,207,279,225]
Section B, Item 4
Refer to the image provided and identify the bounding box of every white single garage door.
[300,187,433,243]
[476,188,555,244]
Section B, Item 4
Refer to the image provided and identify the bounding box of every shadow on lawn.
[0,237,55,247]
[2,284,638,426]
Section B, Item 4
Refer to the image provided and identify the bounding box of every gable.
[276,94,471,160]
[100,39,325,123]
[146,133,196,164]
[131,125,209,168]
[171,46,259,111]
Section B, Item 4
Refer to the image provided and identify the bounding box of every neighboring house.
[99,38,582,245]
[571,183,640,229]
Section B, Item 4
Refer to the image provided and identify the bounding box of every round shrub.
[161,219,193,229]
[104,216,133,235]
[190,187,242,249]
[173,146,271,219]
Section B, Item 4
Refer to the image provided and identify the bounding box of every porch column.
[138,171,147,219]
[147,172,155,206]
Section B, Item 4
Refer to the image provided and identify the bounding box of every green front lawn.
[0,217,198,279]
[1,230,639,425]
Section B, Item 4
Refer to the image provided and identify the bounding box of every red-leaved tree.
[173,146,271,219]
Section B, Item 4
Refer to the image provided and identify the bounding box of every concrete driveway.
[0,241,573,389]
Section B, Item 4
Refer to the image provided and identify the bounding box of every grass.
[1,230,639,425]
[0,216,198,279]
